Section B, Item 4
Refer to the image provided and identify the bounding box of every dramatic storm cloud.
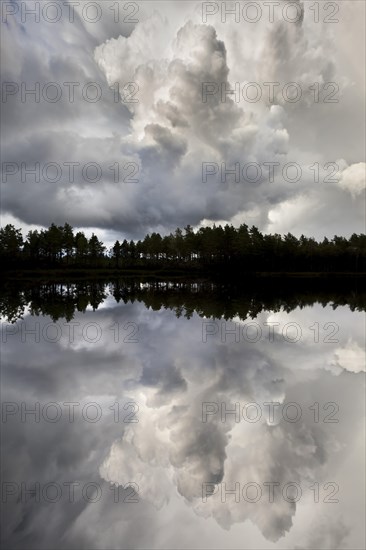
[1,1,365,241]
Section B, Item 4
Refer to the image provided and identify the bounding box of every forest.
[1,222,366,274]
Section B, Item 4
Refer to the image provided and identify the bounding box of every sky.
[1,0,365,248]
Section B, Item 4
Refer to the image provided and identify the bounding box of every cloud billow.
[1,2,365,239]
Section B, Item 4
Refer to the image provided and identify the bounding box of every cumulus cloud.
[332,338,366,373]
[1,1,364,239]
[337,162,366,197]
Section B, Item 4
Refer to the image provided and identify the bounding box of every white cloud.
[333,338,366,373]
[337,162,366,197]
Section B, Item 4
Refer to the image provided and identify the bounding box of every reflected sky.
[1,284,365,549]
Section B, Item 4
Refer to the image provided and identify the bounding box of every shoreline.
[2,269,366,282]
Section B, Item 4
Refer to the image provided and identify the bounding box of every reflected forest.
[1,278,365,324]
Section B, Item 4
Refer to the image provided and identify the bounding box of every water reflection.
[1,279,365,549]
[1,277,365,323]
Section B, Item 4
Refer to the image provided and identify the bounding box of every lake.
[1,278,365,549]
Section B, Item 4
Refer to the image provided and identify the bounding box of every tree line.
[1,222,366,273]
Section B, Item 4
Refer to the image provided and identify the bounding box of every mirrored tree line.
[1,222,366,272]
[1,278,365,324]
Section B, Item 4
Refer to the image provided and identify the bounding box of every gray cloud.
[1,1,364,239]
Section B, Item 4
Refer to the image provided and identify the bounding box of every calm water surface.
[1,280,365,549]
